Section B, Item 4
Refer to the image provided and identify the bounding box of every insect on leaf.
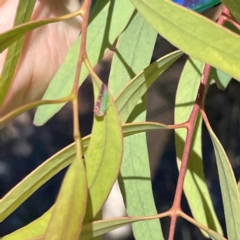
[94,83,109,117]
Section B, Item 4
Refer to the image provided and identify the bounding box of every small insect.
[94,83,109,117]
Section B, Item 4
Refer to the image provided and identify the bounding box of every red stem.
[168,5,238,238]
[71,0,91,156]
[218,6,240,30]
[168,64,211,240]
[72,0,91,94]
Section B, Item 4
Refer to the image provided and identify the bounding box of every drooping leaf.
[43,157,88,240]
[84,73,123,222]
[108,11,163,240]
[130,0,240,81]
[205,119,240,239]
[175,57,223,235]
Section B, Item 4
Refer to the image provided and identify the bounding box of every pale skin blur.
[0,0,82,117]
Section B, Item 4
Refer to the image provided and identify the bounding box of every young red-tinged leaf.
[43,157,88,240]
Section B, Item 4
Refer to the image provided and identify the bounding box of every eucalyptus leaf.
[206,121,240,239]
[130,0,240,81]
[109,11,163,240]
[44,157,87,240]
[84,74,123,222]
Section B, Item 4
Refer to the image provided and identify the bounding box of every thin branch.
[71,0,92,161]
[167,4,237,237]
[168,57,212,240]
[0,96,72,129]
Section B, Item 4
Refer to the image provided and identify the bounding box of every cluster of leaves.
[0,0,240,239]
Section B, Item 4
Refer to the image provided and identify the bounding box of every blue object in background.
[173,0,220,12]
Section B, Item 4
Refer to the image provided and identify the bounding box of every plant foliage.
[0,0,240,239]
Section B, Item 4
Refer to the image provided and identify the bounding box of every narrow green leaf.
[0,0,36,107]
[130,0,240,81]
[84,76,123,222]
[2,208,53,239]
[0,143,75,222]
[123,122,168,135]
[175,58,223,235]
[0,9,78,54]
[34,0,135,126]
[80,216,156,240]
[44,157,88,240]
[109,11,163,240]
[206,121,240,239]
[115,50,183,123]
[182,214,227,240]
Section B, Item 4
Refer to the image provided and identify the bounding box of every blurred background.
[0,34,240,239]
